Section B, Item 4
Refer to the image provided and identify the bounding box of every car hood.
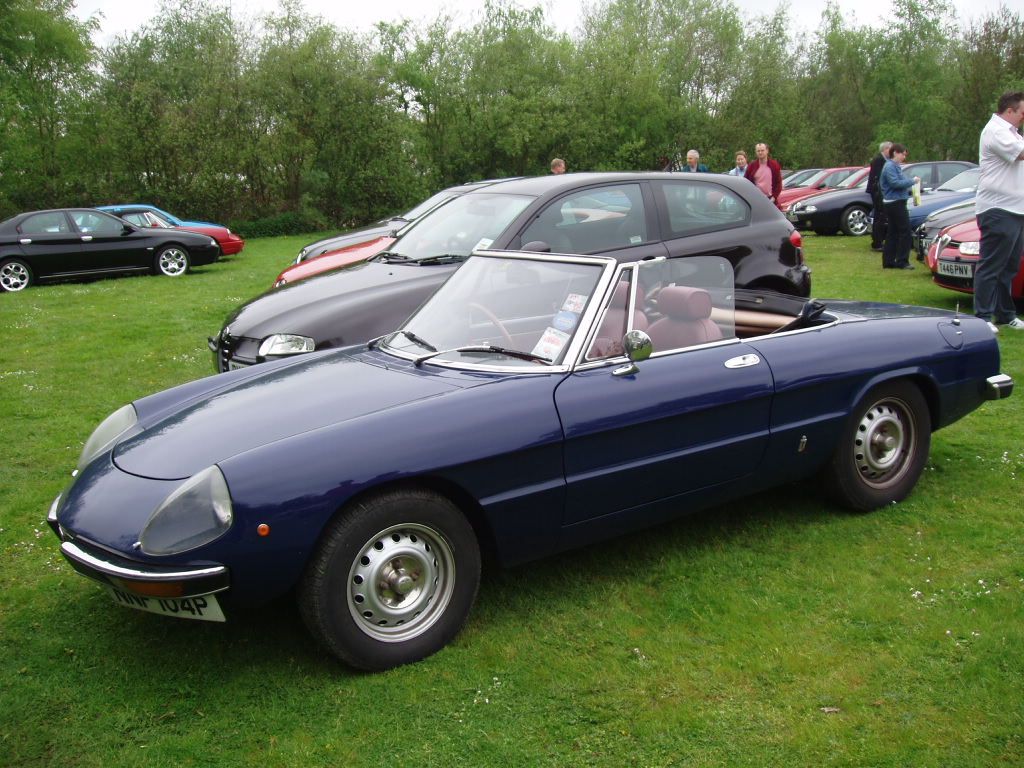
[276,236,395,286]
[797,188,868,208]
[303,221,397,255]
[114,351,463,480]
[223,259,460,340]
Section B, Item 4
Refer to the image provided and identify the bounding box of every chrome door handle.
[81,236,93,242]
[724,354,760,369]
[19,238,31,244]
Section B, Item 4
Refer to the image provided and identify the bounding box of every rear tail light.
[789,230,804,263]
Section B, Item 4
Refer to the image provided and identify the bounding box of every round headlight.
[140,465,233,555]
[259,334,315,357]
[77,404,137,471]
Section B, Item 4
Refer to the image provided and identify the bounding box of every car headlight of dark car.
[258,334,315,357]
[139,465,233,555]
[77,404,138,471]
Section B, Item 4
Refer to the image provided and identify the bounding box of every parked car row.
[785,161,976,237]
[0,204,242,292]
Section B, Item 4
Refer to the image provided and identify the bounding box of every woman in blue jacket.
[880,143,921,269]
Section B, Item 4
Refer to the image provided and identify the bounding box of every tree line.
[2,0,1022,232]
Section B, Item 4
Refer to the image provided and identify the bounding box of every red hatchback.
[926,217,1024,304]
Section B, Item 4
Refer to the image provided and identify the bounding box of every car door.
[554,257,774,527]
[509,182,669,262]
[15,211,82,277]
[69,210,150,271]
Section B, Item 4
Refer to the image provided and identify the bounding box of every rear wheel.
[155,246,190,277]
[0,258,33,292]
[299,488,481,671]
[826,381,930,511]
[840,206,870,236]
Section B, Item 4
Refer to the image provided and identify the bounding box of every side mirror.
[521,240,551,253]
[613,330,652,377]
[122,224,135,234]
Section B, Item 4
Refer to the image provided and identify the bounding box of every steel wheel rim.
[347,522,456,642]
[853,398,916,488]
[1,262,29,291]
[159,248,188,276]
[847,209,868,236]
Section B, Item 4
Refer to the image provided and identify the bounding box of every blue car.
[49,249,1013,670]
[96,203,223,229]
[906,168,980,230]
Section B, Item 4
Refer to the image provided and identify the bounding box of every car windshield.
[793,170,828,188]
[783,169,820,188]
[936,168,980,192]
[402,188,461,220]
[384,193,533,262]
[836,171,867,189]
[383,253,607,367]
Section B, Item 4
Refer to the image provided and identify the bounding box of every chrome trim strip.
[60,540,229,587]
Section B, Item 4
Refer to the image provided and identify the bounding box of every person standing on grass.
[744,143,782,205]
[866,141,892,252]
[727,151,749,177]
[974,90,1024,333]
[880,143,920,270]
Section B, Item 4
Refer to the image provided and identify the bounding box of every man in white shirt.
[975,91,1024,332]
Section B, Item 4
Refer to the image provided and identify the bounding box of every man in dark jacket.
[866,141,892,251]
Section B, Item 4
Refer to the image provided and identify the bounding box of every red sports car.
[273,235,396,287]
[926,217,1024,304]
[776,166,866,212]
[111,207,245,256]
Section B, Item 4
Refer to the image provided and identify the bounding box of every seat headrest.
[657,286,713,320]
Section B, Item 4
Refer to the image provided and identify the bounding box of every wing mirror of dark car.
[521,240,551,252]
[613,329,653,377]
[122,223,135,234]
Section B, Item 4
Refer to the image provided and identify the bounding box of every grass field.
[1,234,1021,767]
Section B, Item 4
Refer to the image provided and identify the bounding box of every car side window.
[909,163,935,189]
[20,212,70,234]
[935,163,966,186]
[123,213,148,227]
[71,211,124,235]
[520,184,648,254]
[658,181,750,238]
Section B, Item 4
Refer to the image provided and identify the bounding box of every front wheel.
[826,381,930,511]
[840,206,869,237]
[0,258,33,292]
[155,246,190,277]
[299,488,481,671]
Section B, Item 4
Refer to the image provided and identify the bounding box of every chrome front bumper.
[49,496,230,598]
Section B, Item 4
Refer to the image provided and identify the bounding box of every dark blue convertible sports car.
[49,250,1013,670]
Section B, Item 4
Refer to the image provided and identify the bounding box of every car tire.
[840,206,870,237]
[299,488,481,671]
[0,258,33,292]
[826,380,930,512]
[154,246,190,277]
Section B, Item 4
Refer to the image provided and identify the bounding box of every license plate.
[937,260,973,278]
[106,586,226,622]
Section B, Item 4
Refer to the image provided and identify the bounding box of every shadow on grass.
[24,480,844,692]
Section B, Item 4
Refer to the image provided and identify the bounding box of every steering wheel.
[468,302,515,347]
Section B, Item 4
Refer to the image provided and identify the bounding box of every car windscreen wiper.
[408,254,468,265]
[373,251,414,263]
[413,344,552,367]
[367,329,437,352]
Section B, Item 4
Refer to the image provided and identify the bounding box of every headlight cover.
[77,404,137,471]
[140,465,233,555]
[259,334,315,357]
[959,241,980,255]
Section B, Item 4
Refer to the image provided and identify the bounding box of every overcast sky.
[73,0,1013,45]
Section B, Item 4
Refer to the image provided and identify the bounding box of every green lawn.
[1,234,1021,767]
